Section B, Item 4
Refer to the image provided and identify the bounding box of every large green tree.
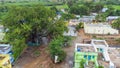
[2,5,67,59]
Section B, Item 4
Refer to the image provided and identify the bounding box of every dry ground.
[108,48,120,68]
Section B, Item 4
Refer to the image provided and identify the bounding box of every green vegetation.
[69,5,90,15]
[49,36,66,62]
[76,22,84,31]
[98,66,104,68]
[69,2,104,16]
[79,59,85,68]
[111,5,120,10]
[61,13,75,20]
[49,36,72,62]
[96,5,120,22]
[1,5,67,60]
[0,0,119,65]
[105,0,120,5]
[112,18,120,30]
[115,38,120,43]
[56,4,68,9]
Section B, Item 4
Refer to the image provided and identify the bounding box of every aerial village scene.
[0,0,120,68]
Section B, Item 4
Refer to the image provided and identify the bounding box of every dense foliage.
[96,6,120,22]
[49,36,72,62]
[69,5,90,15]
[69,2,104,15]
[112,18,120,30]
[49,36,66,62]
[98,66,104,68]
[85,2,104,13]
[61,13,75,20]
[76,22,84,31]
[2,5,67,59]
[105,0,120,5]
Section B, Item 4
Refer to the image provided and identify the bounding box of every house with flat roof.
[91,39,115,68]
[84,23,119,35]
[79,16,95,23]
[0,25,14,63]
[74,39,116,68]
[106,16,120,21]
[69,16,96,26]
[74,44,98,68]
[106,16,120,24]
[0,44,14,63]
[91,39,109,61]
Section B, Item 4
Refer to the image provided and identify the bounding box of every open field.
[0,2,59,6]
[105,5,120,10]
[112,5,120,10]
[0,1,68,9]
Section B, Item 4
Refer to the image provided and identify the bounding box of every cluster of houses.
[63,7,120,36]
[63,14,120,36]
[62,7,120,68]
[0,25,14,68]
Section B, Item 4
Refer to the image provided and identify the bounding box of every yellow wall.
[0,54,12,68]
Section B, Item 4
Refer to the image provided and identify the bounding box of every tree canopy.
[2,5,67,59]
[69,5,90,15]
[112,18,120,30]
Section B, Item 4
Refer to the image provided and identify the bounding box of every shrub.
[98,66,104,68]
[49,36,66,63]
[115,38,120,43]
[92,35,96,38]
[80,59,85,68]
[76,22,84,31]
[107,33,110,35]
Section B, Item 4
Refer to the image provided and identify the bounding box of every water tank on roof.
[77,48,81,52]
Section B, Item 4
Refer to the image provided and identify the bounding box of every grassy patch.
[56,4,68,9]
[105,5,120,10]
[0,1,68,10]
[112,5,120,10]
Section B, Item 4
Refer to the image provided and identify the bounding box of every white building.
[102,8,108,12]
[106,16,120,21]
[80,16,95,23]
[91,39,116,68]
[84,23,119,35]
